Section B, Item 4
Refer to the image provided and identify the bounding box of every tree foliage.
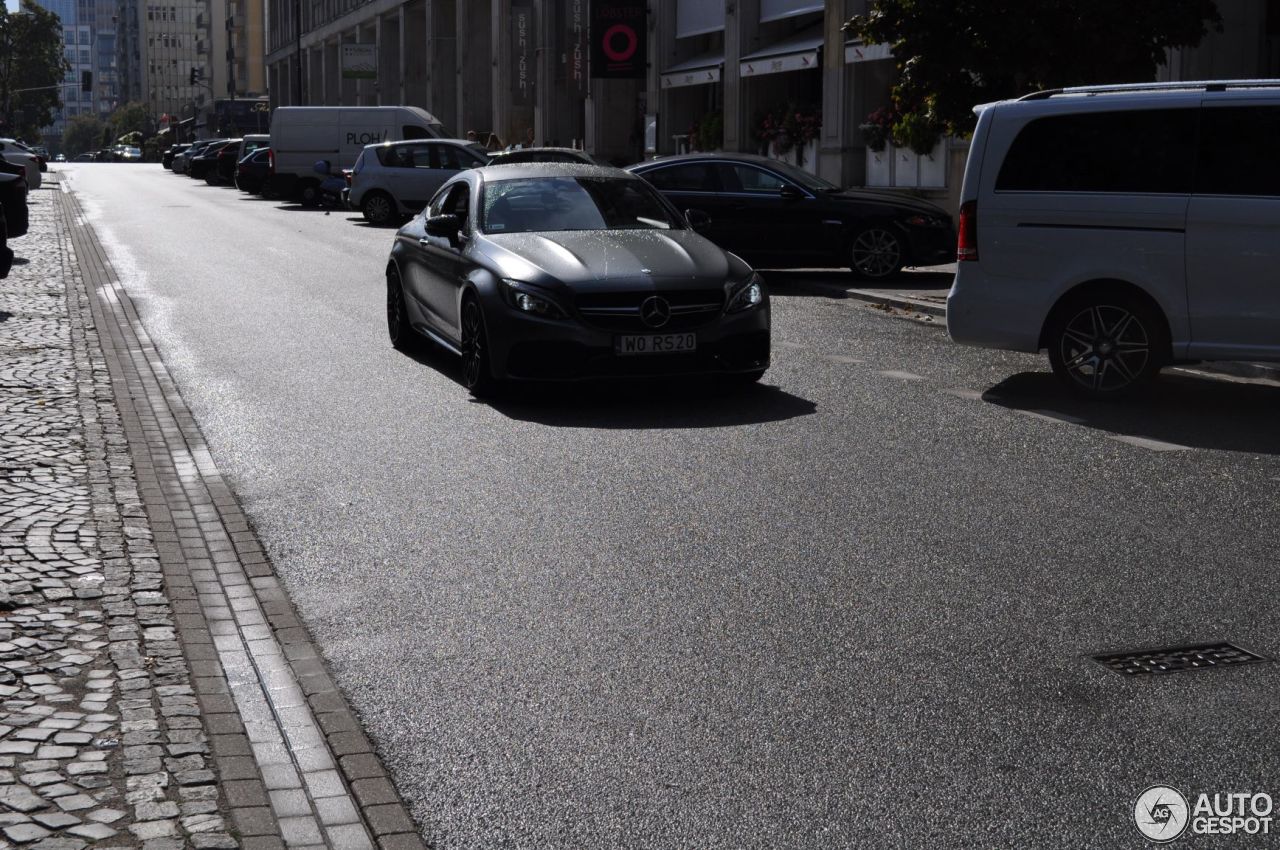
[0,0,70,140]
[846,1,1223,141]
[62,114,104,155]
[109,101,150,140]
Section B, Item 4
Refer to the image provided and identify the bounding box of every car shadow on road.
[399,341,815,428]
[488,379,817,429]
[982,370,1280,455]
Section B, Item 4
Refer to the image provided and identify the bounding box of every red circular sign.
[601,24,637,63]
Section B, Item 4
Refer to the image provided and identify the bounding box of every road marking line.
[877,369,926,381]
[820,354,865,364]
[941,388,983,401]
[1016,408,1086,425]
[1108,435,1192,452]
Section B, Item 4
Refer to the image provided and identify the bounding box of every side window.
[1197,106,1280,197]
[426,184,452,218]
[643,163,717,192]
[725,165,787,193]
[432,144,462,171]
[444,183,471,232]
[996,108,1198,194]
[402,124,432,140]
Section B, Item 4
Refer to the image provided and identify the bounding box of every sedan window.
[641,163,718,192]
[726,165,787,193]
[481,177,680,234]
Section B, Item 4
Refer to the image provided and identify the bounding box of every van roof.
[1018,78,1280,101]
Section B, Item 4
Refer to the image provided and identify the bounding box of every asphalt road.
[58,164,1280,849]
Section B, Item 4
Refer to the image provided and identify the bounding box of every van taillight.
[267,148,275,175]
[957,200,978,262]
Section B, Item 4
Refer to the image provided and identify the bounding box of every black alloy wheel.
[386,267,414,351]
[1047,295,1163,398]
[362,192,396,226]
[850,226,904,280]
[298,180,320,207]
[460,298,497,396]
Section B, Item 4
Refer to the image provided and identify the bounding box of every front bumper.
[485,299,771,382]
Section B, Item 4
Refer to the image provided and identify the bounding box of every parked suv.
[948,81,1280,397]
[348,138,489,224]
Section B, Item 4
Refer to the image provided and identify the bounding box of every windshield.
[481,176,681,234]
[764,158,839,192]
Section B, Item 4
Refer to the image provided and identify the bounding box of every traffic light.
[189,67,202,86]
[81,71,92,93]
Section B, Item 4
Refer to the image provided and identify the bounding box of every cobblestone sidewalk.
[1,179,425,850]
[0,185,236,847]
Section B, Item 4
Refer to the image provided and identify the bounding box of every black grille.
[1091,642,1270,676]
[575,289,724,332]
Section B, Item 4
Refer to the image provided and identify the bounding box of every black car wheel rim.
[366,195,392,223]
[461,302,484,388]
[1059,305,1150,393]
[386,273,403,342]
[852,228,902,278]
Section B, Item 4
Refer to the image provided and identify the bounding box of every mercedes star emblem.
[639,296,672,329]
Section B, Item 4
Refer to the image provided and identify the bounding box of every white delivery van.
[267,106,448,204]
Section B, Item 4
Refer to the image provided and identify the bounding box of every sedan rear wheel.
[460,298,498,396]
[362,192,395,226]
[850,227,904,280]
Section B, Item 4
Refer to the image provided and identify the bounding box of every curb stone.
[50,182,427,849]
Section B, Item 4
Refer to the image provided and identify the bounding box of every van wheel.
[1047,294,1165,398]
[850,227,904,280]
[297,180,320,207]
[362,192,396,226]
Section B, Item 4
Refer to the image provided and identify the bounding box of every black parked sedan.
[386,164,770,394]
[626,153,954,280]
[0,170,29,278]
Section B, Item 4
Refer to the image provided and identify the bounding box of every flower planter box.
[865,139,948,189]
[865,148,891,186]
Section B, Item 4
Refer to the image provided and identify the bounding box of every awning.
[845,40,892,64]
[739,27,823,77]
[660,51,724,89]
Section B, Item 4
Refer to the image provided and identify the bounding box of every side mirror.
[425,213,461,238]
[779,184,804,201]
[684,208,711,233]
[312,159,331,175]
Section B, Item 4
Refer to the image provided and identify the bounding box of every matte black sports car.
[627,153,954,280]
[385,164,770,393]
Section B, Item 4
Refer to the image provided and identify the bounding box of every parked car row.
[0,157,32,280]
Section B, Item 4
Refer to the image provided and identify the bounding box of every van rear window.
[996,108,1197,194]
[1197,106,1280,197]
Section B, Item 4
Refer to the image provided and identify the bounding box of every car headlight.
[727,272,766,313]
[501,278,565,319]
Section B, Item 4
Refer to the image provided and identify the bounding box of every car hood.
[480,229,735,291]
[826,189,949,217]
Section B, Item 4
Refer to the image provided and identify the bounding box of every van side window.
[1197,106,1280,197]
[402,125,432,140]
[996,108,1198,194]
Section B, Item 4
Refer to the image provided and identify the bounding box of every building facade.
[115,0,206,131]
[33,0,120,151]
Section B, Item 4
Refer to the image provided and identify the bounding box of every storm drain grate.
[1092,642,1271,676]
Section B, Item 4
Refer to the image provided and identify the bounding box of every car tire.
[733,369,767,385]
[386,266,415,351]
[460,296,500,397]
[204,171,219,185]
[297,180,320,207]
[362,192,396,226]
[849,226,904,280]
[1046,292,1166,399]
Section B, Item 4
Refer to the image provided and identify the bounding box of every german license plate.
[615,333,696,355]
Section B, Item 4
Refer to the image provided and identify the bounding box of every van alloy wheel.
[1050,302,1155,396]
[850,227,903,279]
